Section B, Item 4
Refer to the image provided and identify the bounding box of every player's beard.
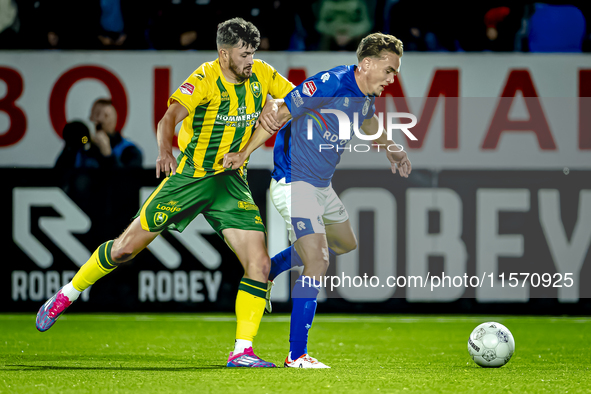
[229,57,251,83]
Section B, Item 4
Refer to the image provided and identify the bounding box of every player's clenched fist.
[156,152,177,178]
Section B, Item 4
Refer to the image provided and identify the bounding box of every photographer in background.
[54,120,120,216]
[55,120,118,170]
[54,103,142,224]
[89,98,143,168]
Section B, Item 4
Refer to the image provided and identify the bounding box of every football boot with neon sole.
[227,347,277,367]
[36,288,74,332]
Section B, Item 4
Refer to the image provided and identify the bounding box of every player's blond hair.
[356,33,403,62]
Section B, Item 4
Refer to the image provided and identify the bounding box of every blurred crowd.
[0,0,589,52]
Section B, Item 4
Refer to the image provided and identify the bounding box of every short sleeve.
[260,61,295,99]
[284,74,339,119]
[169,66,210,112]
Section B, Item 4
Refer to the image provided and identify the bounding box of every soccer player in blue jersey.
[223,32,412,368]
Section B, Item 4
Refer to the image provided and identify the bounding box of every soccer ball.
[467,322,515,367]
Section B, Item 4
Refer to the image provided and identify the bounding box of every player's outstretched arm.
[361,115,412,178]
[223,101,292,170]
[156,100,189,178]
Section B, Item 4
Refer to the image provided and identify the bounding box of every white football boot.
[284,352,330,368]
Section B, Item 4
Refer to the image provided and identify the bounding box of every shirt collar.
[349,65,374,98]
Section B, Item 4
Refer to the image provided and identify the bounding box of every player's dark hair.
[356,33,403,62]
[216,18,260,50]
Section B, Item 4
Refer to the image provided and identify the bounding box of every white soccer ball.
[467,322,515,368]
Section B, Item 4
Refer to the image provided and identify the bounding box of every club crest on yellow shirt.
[250,81,261,98]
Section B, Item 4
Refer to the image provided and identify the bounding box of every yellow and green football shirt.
[169,58,294,178]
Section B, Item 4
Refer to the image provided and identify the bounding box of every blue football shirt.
[272,65,376,187]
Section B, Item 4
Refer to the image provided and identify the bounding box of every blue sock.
[269,245,304,281]
[269,246,338,281]
[289,275,320,360]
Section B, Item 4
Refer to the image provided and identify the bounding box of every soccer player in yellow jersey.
[36,18,294,368]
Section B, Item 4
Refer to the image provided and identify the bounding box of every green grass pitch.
[1,314,590,393]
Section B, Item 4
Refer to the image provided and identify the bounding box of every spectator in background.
[147,0,220,50]
[235,1,296,51]
[98,0,150,49]
[147,1,296,51]
[382,0,434,51]
[0,0,20,49]
[45,0,101,49]
[55,105,142,219]
[288,0,322,50]
[98,0,127,48]
[483,5,523,51]
[7,0,589,52]
[314,0,374,51]
[54,121,121,215]
[89,98,143,168]
[11,0,46,49]
[527,3,586,52]
[54,121,120,170]
[36,0,147,50]
[382,0,459,51]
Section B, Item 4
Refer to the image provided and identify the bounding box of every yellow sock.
[72,241,117,292]
[235,278,267,341]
